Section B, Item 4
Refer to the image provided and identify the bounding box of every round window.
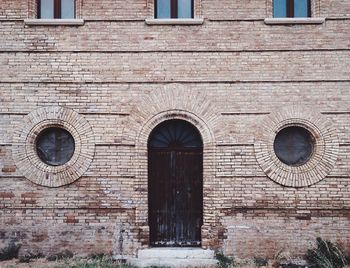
[273,126,315,166]
[36,127,75,166]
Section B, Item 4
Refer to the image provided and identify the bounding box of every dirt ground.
[0,259,60,268]
[5,258,350,268]
[0,258,129,268]
[0,258,256,268]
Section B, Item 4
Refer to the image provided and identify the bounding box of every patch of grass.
[57,257,134,268]
[87,253,107,260]
[47,249,74,261]
[253,257,268,267]
[0,243,21,261]
[215,251,235,268]
[305,237,348,268]
[19,251,44,263]
[146,266,170,268]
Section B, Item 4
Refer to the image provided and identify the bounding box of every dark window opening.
[36,127,75,166]
[273,0,311,18]
[155,0,194,19]
[37,0,75,19]
[273,126,315,166]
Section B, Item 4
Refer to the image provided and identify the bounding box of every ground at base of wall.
[0,258,131,268]
[1,258,349,268]
[0,258,276,268]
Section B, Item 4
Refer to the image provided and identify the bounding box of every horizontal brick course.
[0,51,349,83]
[1,20,350,51]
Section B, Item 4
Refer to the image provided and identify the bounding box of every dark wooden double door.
[149,148,203,247]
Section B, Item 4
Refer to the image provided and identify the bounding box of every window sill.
[24,19,84,26]
[264,18,325,25]
[145,18,204,25]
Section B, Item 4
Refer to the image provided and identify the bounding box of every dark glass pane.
[274,126,314,166]
[156,0,171,18]
[178,0,192,18]
[40,0,54,19]
[61,0,75,19]
[273,0,287,17]
[36,127,75,166]
[294,0,309,17]
[148,120,202,148]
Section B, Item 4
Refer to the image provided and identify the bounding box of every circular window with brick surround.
[12,107,95,187]
[273,126,315,166]
[254,107,339,187]
[36,127,75,166]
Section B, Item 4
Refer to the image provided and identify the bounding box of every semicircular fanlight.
[148,119,203,149]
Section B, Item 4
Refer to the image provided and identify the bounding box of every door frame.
[134,111,216,249]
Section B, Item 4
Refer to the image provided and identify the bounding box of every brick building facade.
[0,0,349,261]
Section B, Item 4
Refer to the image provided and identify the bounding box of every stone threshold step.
[137,248,215,259]
[128,257,218,268]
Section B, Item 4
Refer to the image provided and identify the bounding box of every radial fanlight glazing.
[148,119,203,149]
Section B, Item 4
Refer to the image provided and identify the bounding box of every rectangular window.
[155,0,194,19]
[273,0,311,18]
[37,0,75,19]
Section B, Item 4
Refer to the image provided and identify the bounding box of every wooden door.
[148,120,203,247]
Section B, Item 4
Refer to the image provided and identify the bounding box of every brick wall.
[0,0,349,260]
[1,21,350,51]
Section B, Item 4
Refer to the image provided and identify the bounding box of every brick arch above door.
[126,84,222,248]
[130,84,221,145]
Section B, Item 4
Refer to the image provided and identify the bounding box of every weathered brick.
[0,0,349,261]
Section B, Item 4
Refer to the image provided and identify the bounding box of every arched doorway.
[148,119,203,247]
